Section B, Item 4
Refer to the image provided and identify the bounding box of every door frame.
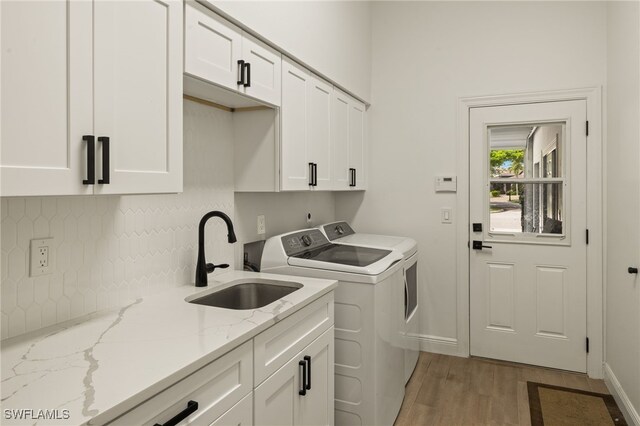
[456,87,603,378]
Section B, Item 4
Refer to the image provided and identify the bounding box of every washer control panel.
[281,229,329,256]
[323,221,355,241]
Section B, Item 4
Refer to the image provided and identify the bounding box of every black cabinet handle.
[154,400,198,426]
[304,355,311,390]
[349,168,356,187]
[244,62,251,87]
[237,60,245,85]
[313,163,318,186]
[309,163,314,186]
[353,168,357,187]
[82,135,95,185]
[629,267,638,274]
[98,136,110,184]
[299,360,307,396]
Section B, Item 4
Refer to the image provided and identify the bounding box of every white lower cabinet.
[108,340,253,425]
[211,392,253,426]
[107,293,334,426]
[254,328,334,426]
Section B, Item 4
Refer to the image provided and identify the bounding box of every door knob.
[472,240,492,250]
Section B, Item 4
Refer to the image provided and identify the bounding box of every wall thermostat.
[435,176,457,192]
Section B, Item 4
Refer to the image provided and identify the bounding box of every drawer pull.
[154,400,198,426]
[304,355,311,390]
[298,360,307,396]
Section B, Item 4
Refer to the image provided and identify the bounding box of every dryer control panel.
[281,229,329,256]
[323,221,355,241]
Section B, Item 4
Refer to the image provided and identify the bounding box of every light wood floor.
[394,352,610,426]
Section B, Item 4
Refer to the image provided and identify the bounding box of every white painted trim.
[604,363,640,425]
[413,334,461,357]
[456,87,604,378]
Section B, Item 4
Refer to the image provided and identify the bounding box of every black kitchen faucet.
[195,211,237,287]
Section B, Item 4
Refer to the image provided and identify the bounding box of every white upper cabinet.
[185,3,281,107]
[331,90,351,191]
[308,78,333,191]
[94,0,183,195]
[281,58,334,192]
[1,0,93,196]
[332,90,367,190]
[348,98,367,190]
[241,33,282,106]
[1,0,183,197]
[281,58,311,191]
[184,3,242,92]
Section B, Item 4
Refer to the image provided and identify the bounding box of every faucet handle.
[205,263,230,273]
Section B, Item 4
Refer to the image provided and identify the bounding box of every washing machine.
[320,221,420,384]
[261,228,405,426]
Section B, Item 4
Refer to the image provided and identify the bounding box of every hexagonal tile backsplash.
[1,100,235,340]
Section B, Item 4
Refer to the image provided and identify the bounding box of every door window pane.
[489,183,564,234]
[489,124,563,179]
[488,123,566,238]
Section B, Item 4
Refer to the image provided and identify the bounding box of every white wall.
[336,1,607,352]
[233,192,335,267]
[208,0,372,102]
[605,1,640,420]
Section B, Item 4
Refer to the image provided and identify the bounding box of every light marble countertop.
[1,271,337,425]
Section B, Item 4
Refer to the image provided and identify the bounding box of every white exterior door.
[469,100,588,372]
[1,0,93,196]
[93,0,183,194]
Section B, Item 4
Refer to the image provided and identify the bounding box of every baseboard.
[414,334,461,356]
[604,363,640,426]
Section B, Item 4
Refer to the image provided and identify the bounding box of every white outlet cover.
[30,238,54,277]
[257,215,266,235]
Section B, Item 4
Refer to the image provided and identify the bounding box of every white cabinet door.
[254,350,301,426]
[348,99,367,190]
[254,328,334,426]
[211,392,253,426]
[93,0,183,194]
[307,77,333,191]
[185,2,243,92]
[331,90,351,190]
[241,33,281,107]
[281,58,311,191]
[298,328,334,426]
[1,0,93,196]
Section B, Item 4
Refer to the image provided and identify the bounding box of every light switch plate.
[30,238,54,277]
[441,208,453,224]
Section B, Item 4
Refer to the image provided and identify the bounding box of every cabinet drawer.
[254,292,334,385]
[108,340,253,425]
[211,392,253,426]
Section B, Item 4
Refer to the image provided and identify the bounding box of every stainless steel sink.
[187,279,303,310]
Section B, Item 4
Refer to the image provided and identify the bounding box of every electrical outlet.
[30,238,54,277]
[257,215,266,235]
[306,212,312,224]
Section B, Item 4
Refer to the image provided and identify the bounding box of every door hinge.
[586,120,589,136]
[586,337,590,353]
[586,229,589,245]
